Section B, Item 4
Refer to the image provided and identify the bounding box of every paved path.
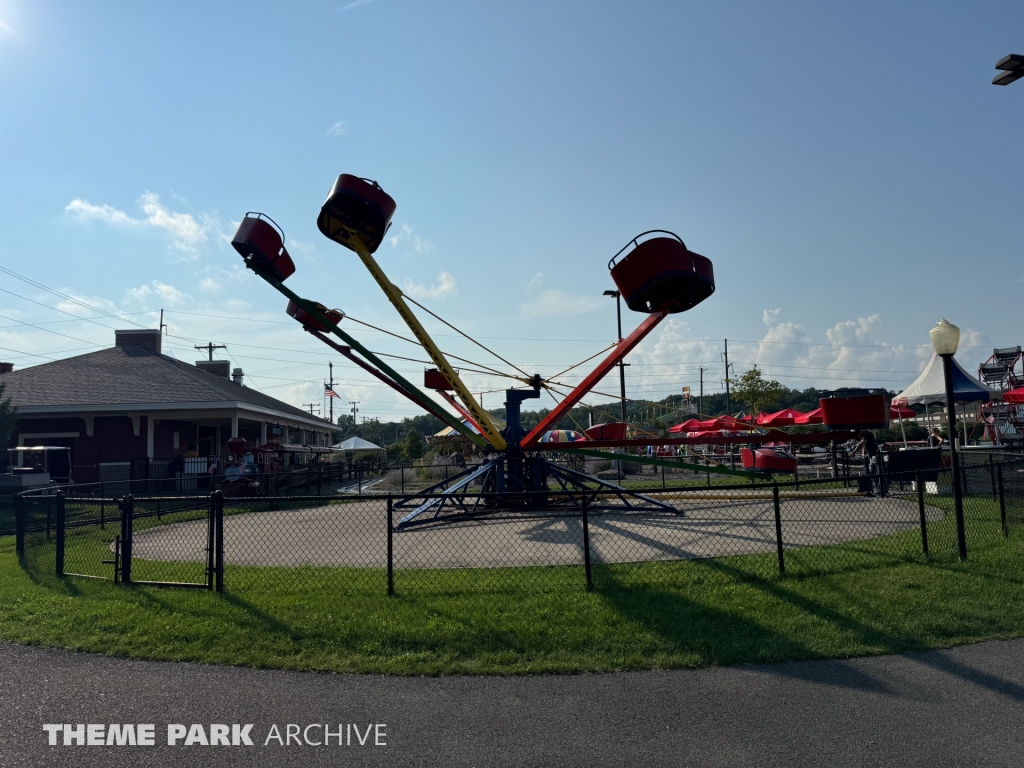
[2,638,1024,767]
[126,495,935,568]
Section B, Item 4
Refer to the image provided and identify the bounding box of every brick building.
[0,329,335,483]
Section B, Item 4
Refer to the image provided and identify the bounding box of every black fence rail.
[17,459,1024,595]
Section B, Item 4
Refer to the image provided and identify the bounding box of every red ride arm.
[519,311,667,449]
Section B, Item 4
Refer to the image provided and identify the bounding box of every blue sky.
[1,1,1022,420]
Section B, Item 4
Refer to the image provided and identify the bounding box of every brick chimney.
[0,362,12,374]
[115,329,162,354]
[196,360,231,378]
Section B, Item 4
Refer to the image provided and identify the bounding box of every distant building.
[0,329,334,483]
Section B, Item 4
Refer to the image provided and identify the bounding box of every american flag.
[325,383,339,398]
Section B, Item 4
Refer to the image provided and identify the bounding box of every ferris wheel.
[232,173,735,525]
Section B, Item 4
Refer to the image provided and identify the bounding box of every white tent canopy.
[893,353,994,406]
[332,437,385,451]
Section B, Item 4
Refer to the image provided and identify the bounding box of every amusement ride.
[232,174,852,527]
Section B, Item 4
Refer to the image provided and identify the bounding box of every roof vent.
[232,368,243,386]
[115,329,162,354]
[196,360,231,378]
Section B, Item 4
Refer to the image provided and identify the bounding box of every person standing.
[856,429,882,496]
[928,428,943,448]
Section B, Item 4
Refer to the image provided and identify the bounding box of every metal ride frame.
[233,175,795,529]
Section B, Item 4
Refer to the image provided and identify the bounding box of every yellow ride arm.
[349,236,507,450]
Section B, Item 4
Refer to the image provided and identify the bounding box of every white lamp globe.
[929,319,960,356]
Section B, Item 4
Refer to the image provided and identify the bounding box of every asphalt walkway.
[2,638,1023,767]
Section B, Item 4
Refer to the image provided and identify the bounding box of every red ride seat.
[285,300,343,332]
[317,174,397,254]
[231,213,295,282]
[609,231,715,313]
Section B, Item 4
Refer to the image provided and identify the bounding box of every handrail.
[242,211,286,246]
[608,230,685,270]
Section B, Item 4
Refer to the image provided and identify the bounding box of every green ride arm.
[255,272,491,450]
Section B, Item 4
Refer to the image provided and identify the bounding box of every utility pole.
[195,342,227,361]
[303,403,320,416]
[699,367,704,416]
[350,401,359,424]
[328,362,334,424]
[159,308,167,337]
[723,339,732,416]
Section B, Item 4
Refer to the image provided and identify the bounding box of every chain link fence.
[16,458,1024,595]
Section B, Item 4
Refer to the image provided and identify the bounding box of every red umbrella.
[668,418,703,433]
[1005,387,1024,404]
[890,406,916,418]
[756,409,805,427]
[698,416,748,431]
[795,408,823,425]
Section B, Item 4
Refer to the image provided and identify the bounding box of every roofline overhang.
[10,402,335,430]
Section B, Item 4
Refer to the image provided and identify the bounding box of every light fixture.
[929,319,960,357]
[993,54,1024,86]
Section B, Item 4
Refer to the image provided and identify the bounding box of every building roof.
[0,343,331,429]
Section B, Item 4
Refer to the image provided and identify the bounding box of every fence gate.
[37,491,224,590]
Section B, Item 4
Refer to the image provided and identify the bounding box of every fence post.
[582,495,593,591]
[14,495,25,558]
[990,455,997,502]
[46,496,51,539]
[207,493,216,590]
[100,497,105,529]
[317,467,322,497]
[120,495,133,584]
[55,491,65,577]
[215,491,224,593]
[773,484,785,574]
[998,465,1008,538]
[401,466,405,494]
[387,496,394,596]
[917,470,929,555]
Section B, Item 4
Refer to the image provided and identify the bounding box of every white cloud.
[529,272,545,288]
[400,272,457,300]
[518,289,605,320]
[199,278,220,292]
[138,192,207,252]
[762,308,781,326]
[125,281,188,306]
[388,223,434,254]
[0,17,16,36]
[326,120,346,136]
[340,0,378,10]
[65,192,209,254]
[65,199,135,226]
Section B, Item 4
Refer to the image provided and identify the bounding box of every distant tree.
[0,383,14,447]
[404,429,424,461]
[732,368,784,416]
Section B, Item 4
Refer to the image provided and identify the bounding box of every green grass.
[1,490,1023,675]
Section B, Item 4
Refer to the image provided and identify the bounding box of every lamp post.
[930,318,967,560]
[993,54,1024,86]
[603,290,628,422]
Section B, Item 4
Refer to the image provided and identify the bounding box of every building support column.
[146,416,155,459]
[231,414,239,439]
[260,421,267,446]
